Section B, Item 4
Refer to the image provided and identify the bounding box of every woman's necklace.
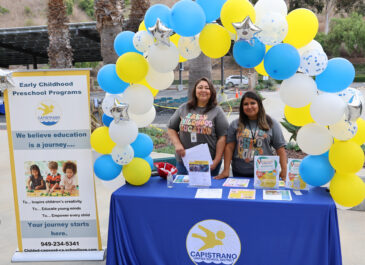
[247,121,258,147]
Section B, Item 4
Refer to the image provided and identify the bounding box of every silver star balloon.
[0,69,16,92]
[232,16,262,44]
[148,18,173,46]
[345,93,363,122]
[110,99,129,123]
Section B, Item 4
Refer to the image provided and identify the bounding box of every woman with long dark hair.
[168,77,229,176]
[215,91,287,179]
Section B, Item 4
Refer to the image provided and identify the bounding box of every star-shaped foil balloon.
[0,69,16,92]
[148,18,173,46]
[345,93,363,122]
[232,16,262,44]
[110,99,129,123]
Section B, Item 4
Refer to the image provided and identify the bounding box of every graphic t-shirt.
[46,173,61,188]
[227,118,286,177]
[168,103,229,162]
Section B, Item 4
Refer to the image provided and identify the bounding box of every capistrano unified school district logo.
[35,100,61,126]
[186,219,241,265]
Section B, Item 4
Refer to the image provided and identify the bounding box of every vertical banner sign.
[5,70,102,260]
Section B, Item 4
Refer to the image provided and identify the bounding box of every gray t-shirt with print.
[227,118,286,176]
[168,103,229,162]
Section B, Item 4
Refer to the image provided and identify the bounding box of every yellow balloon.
[199,24,231,59]
[123,158,151,186]
[330,172,365,208]
[284,104,314,126]
[350,118,365,145]
[138,79,159,97]
[170,34,187,63]
[283,8,318,48]
[220,0,256,34]
[116,52,148,83]
[139,20,147,31]
[255,45,271,76]
[329,141,365,173]
[90,126,116,154]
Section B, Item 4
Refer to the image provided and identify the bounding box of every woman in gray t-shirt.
[168,77,229,176]
[215,91,287,179]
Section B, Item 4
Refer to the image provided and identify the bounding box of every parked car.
[225,75,248,87]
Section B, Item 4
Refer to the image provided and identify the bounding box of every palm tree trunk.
[94,0,124,64]
[47,0,73,68]
[125,0,150,32]
[188,53,212,99]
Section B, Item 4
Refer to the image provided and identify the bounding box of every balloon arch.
[92,0,365,208]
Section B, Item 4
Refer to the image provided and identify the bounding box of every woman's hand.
[175,143,186,158]
[279,170,286,181]
[210,160,219,171]
[214,169,229,179]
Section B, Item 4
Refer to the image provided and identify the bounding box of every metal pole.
[221,57,224,87]
[33,56,38,69]
[178,62,183,91]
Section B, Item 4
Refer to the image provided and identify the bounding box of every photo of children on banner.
[25,160,79,197]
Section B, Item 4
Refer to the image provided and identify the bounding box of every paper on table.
[173,175,189,183]
[182,143,213,170]
[195,189,222,199]
[223,178,250,187]
[228,189,256,199]
[188,160,211,187]
[263,190,292,201]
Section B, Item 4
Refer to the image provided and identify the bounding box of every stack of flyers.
[223,178,250,188]
[228,189,256,200]
[173,175,189,183]
[263,190,292,201]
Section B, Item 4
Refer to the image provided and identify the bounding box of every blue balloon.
[131,133,154,158]
[315,58,355,93]
[97,64,129,94]
[299,155,335,186]
[94,155,122,181]
[102,114,113,127]
[144,4,171,30]
[170,0,206,37]
[144,155,154,170]
[233,38,266,68]
[114,31,141,56]
[196,0,226,23]
[264,43,300,80]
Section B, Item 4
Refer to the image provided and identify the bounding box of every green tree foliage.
[78,0,94,18]
[315,13,365,57]
[65,0,74,15]
[0,5,10,14]
[287,0,364,13]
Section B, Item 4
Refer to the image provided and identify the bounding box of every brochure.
[254,156,280,189]
[188,160,211,187]
[223,178,250,188]
[173,175,189,183]
[195,189,222,199]
[285,159,309,190]
[228,189,256,200]
[263,190,292,201]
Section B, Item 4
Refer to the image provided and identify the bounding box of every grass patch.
[139,127,175,154]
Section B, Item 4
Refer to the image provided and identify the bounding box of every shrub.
[0,6,9,14]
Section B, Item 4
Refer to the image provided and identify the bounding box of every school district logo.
[36,100,61,126]
[186,219,241,265]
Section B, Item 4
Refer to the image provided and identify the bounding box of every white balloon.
[310,94,346,126]
[256,12,288,46]
[145,67,174,91]
[297,123,333,155]
[102,93,124,116]
[111,145,134,165]
[109,120,138,146]
[147,43,179,73]
[299,49,328,76]
[129,106,156,128]
[254,0,287,19]
[120,84,153,115]
[298,40,323,56]
[101,173,126,191]
[133,31,154,53]
[280,73,317,108]
[178,35,201,60]
[329,119,358,141]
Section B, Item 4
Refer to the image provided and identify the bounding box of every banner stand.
[12,249,106,262]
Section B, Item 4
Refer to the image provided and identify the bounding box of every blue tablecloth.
[107,177,342,265]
